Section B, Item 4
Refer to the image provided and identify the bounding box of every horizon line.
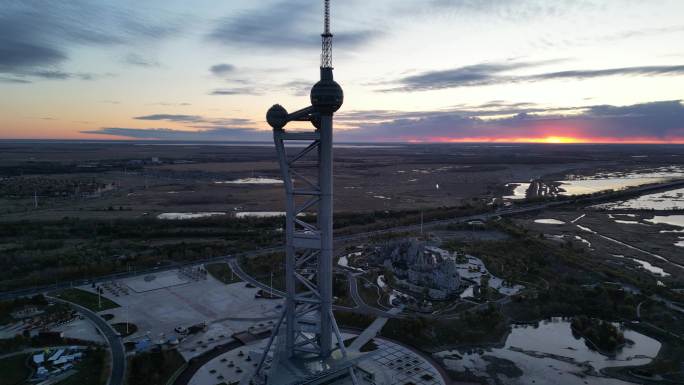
[2,138,684,145]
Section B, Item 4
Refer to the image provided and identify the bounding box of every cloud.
[336,100,560,122]
[147,102,192,106]
[390,62,536,90]
[15,69,111,81]
[0,76,32,84]
[203,118,253,126]
[133,113,254,128]
[282,80,313,96]
[209,88,261,96]
[81,127,269,141]
[336,100,684,142]
[84,101,684,143]
[426,0,590,20]
[207,0,380,50]
[124,53,159,67]
[210,63,235,76]
[134,114,203,123]
[333,30,383,48]
[0,41,66,70]
[531,65,684,80]
[386,61,684,91]
[89,112,262,141]
[0,1,181,79]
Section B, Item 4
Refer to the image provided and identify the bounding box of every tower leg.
[318,114,333,357]
[274,132,296,356]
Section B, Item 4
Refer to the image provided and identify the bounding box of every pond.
[504,183,530,200]
[157,212,225,220]
[645,215,684,248]
[534,218,566,225]
[594,187,684,210]
[645,214,684,228]
[505,166,684,200]
[214,177,283,184]
[557,176,670,196]
[611,255,670,277]
[437,318,661,385]
[235,211,286,218]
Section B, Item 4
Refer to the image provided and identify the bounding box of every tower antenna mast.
[321,0,333,69]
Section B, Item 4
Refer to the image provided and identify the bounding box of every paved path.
[49,297,126,385]
[637,300,646,320]
[348,307,401,351]
[345,272,400,318]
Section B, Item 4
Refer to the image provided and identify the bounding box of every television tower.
[253,0,357,384]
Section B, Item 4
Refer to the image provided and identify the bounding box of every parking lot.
[79,267,282,357]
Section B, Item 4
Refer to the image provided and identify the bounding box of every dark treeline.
[0,202,491,292]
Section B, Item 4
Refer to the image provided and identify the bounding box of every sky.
[1,0,684,143]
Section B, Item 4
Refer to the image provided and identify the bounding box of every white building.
[33,353,45,365]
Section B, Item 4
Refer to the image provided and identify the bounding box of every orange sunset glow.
[404,135,684,145]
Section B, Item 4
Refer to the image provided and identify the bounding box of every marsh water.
[437,318,660,385]
[505,166,684,199]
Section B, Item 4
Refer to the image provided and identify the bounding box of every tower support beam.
[317,113,334,357]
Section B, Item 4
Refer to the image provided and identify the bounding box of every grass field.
[357,274,382,307]
[205,263,242,284]
[0,354,30,385]
[111,322,138,337]
[52,288,119,312]
[127,349,186,385]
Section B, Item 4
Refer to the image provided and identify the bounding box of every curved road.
[226,258,286,298]
[228,256,402,319]
[345,271,402,318]
[50,297,126,385]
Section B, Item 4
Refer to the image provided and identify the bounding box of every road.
[226,258,285,298]
[637,300,645,320]
[50,297,126,385]
[227,257,401,319]
[344,271,401,318]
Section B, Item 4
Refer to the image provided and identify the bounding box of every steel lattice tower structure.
[253,0,353,383]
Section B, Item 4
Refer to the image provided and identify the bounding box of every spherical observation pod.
[266,104,288,130]
[310,69,343,115]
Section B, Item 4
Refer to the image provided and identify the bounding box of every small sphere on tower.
[266,104,288,129]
